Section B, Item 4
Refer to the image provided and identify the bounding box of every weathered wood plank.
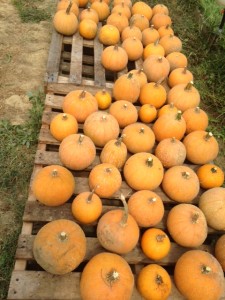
[94,23,106,87]
[69,32,83,84]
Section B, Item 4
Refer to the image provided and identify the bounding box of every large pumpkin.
[166,51,188,71]
[90,0,110,21]
[182,106,209,134]
[106,12,129,33]
[33,219,86,275]
[168,67,194,88]
[131,1,153,20]
[122,37,143,61]
[142,55,170,82]
[121,25,142,42]
[142,25,160,47]
[98,24,120,45]
[159,34,182,55]
[151,13,172,29]
[139,81,167,108]
[79,19,98,39]
[109,100,138,128]
[101,44,128,72]
[79,6,99,23]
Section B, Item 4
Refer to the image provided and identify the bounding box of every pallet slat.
[69,32,83,84]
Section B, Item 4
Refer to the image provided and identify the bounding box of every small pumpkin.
[139,80,167,108]
[128,68,147,88]
[159,34,182,55]
[91,0,110,21]
[109,100,138,128]
[98,24,120,45]
[166,51,188,71]
[101,44,128,72]
[157,102,178,117]
[152,4,169,15]
[196,164,224,189]
[168,66,194,87]
[182,106,209,134]
[122,37,143,61]
[151,13,172,29]
[131,1,153,20]
[215,234,225,271]
[130,13,149,31]
[113,0,132,7]
[79,6,99,23]
[121,25,142,42]
[138,104,157,123]
[79,19,98,39]
[95,89,112,109]
[158,24,174,38]
[142,55,170,82]
[50,113,78,141]
[142,25,160,47]
[112,2,131,19]
[143,40,165,60]
[106,12,129,33]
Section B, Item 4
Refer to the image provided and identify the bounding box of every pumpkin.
[53,2,78,36]
[198,187,225,230]
[57,0,79,17]
[157,102,178,117]
[112,2,131,19]
[79,19,98,39]
[167,203,208,247]
[107,12,129,33]
[71,188,102,224]
[128,68,147,88]
[100,135,127,169]
[155,137,186,168]
[121,122,155,153]
[33,219,86,275]
[97,194,140,254]
[142,55,170,82]
[166,51,188,71]
[62,89,98,123]
[89,0,110,4]
[121,25,142,42]
[123,152,164,191]
[50,113,78,141]
[183,131,219,164]
[167,82,201,112]
[91,0,110,21]
[142,25,160,47]
[127,190,164,227]
[130,14,149,31]
[143,40,165,59]
[98,24,120,45]
[89,163,122,198]
[152,4,169,15]
[101,44,128,72]
[78,0,89,7]
[137,264,172,300]
[138,104,157,123]
[196,164,224,189]
[59,134,96,170]
[80,252,134,300]
[139,80,167,108]
[152,110,186,142]
[113,72,140,103]
[122,37,143,61]
[79,6,99,23]
[151,13,172,29]
[131,1,153,20]
[174,250,225,300]
[32,165,75,206]
[141,228,171,260]
[215,234,225,271]
[162,165,200,203]
[109,100,138,128]
[182,106,209,134]
[159,34,182,56]
[168,66,193,88]
[113,0,132,7]
[95,89,112,109]
[158,24,174,38]
[83,111,120,147]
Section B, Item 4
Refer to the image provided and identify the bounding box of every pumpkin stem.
[105,167,112,173]
[157,56,163,63]
[139,127,145,134]
[66,1,73,14]
[201,265,211,274]
[79,90,86,99]
[146,157,153,167]
[154,77,164,87]
[194,106,201,113]
[175,110,182,121]
[115,134,125,146]
[182,171,190,179]
[123,103,128,109]
[154,39,160,46]
[105,269,120,287]
[51,169,58,177]
[62,113,68,120]
[101,89,106,94]
[156,274,163,285]
[169,102,174,108]
[182,66,187,74]
[150,24,155,30]
[120,193,129,226]
[171,137,176,143]
[59,231,67,241]
[204,131,213,141]
[184,81,194,91]
[87,185,99,203]
[211,167,218,173]
[156,234,166,242]
[127,72,133,79]
[114,44,119,51]
[78,134,85,144]
[101,115,108,121]
[192,212,199,224]
[138,68,144,74]
[149,197,157,203]
[165,24,170,29]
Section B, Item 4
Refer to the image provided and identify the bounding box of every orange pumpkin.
[151,13,172,29]
[57,0,79,17]
[112,2,131,19]
[168,67,194,87]
[182,106,209,133]
[79,6,99,23]
[159,34,182,55]
[79,19,98,39]
[139,81,167,108]
[130,13,149,31]
[109,100,138,128]
[196,164,224,189]
[101,44,128,72]
[121,25,142,42]
[50,113,78,141]
[106,12,129,33]
[157,102,178,117]
[158,24,174,38]
[138,104,157,123]
[131,1,153,20]
[129,68,147,88]
[122,37,143,61]
[91,0,110,21]
[113,0,132,7]
[142,25,160,47]
[98,24,120,45]
[95,89,112,109]
[215,234,225,271]
[32,165,75,206]
[143,40,165,59]
[152,4,169,15]
[166,51,188,71]
[142,55,170,82]
[33,219,86,274]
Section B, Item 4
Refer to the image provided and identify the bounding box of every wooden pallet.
[7,85,225,300]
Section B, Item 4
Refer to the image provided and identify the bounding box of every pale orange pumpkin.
[168,66,193,87]
[128,68,147,88]
[122,37,143,61]
[157,102,178,117]
[142,25,160,47]
[151,13,172,29]
[121,25,142,42]
[215,234,225,271]
[109,100,138,128]
[57,0,79,17]
[143,40,165,60]
[142,55,170,82]
[101,44,128,72]
[131,1,153,20]
[182,106,209,134]
[158,24,174,38]
[130,13,149,31]
[113,0,132,7]
[139,81,167,108]
[166,51,188,71]
[79,19,98,39]
[138,104,157,123]
[91,0,110,21]
[152,3,169,15]
[159,34,182,55]
[112,2,131,19]
[106,12,129,33]
[50,113,78,141]
[98,24,120,45]
[79,6,99,23]
[196,164,224,189]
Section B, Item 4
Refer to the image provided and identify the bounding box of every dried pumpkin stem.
[150,24,155,29]
[201,265,211,274]
[211,167,218,173]
[139,127,145,134]
[156,274,163,285]
[120,193,129,226]
[182,171,190,179]
[165,24,170,29]
[149,197,157,203]
[87,185,99,203]
[101,115,107,121]
[114,44,119,51]
[182,66,187,74]
[138,68,144,74]
[154,77,165,87]
[157,56,163,63]
[59,231,67,241]
[175,110,182,120]
[171,137,176,143]
[154,39,160,46]
[191,213,199,224]
[51,169,58,177]
[156,234,166,242]
[169,102,174,108]
[78,134,85,144]
[79,90,86,99]
[123,104,128,109]
[204,132,213,141]
[105,269,120,286]
[66,1,73,14]
[127,72,133,79]
[62,113,68,120]
[195,107,200,113]
[146,157,153,167]
[115,134,125,146]
[184,81,194,91]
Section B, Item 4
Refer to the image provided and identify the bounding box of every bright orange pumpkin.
[50,113,78,141]
[196,164,224,189]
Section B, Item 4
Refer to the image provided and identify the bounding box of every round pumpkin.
[138,104,157,123]
[168,67,194,88]
[122,37,143,61]
[107,12,129,33]
[79,6,99,23]
[57,0,79,17]
[152,4,169,15]
[157,102,178,117]
[166,51,188,71]
[79,19,98,39]
[98,24,120,45]
[142,25,160,47]
[182,106,209,134]
[33,219,86,275]
[91,0,110,21]
[130,13,149,31]
[143,40,165,60]
[109,100,138,128]
[121,25,142,42]
[158,24,174,38]
[131,1,153,20]
[50,113,78,141]
[128,68,147,88]
[142,55,170,82]
[95,89,112,109]
[159,34,182,55]
[215,234,225,271]
[101,44,128,72]
[112,2,131,19]
[139,81,167,108]
[196,164,224,189]
[151,13,172,29]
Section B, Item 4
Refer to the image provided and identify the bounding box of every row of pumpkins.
[32,0,225,299]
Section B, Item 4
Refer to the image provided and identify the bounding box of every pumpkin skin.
[143,40,165,60]
[182,106,209,134]
[95,89,112,109]
[121,25,142,42]
[62,90,98,123]
[123,152,164,191]
[122,37,143,61]
[139,81,167,108]
[137,264,172,300]
[98,24,120,45]
[155,137,186,168]
[106,12,129,33]
[141,228,171,260]
[50,113,78,141]
[89,163,122,198]
[79,7,99,23]
[129,68,147,88]
[167,203,208,247]
[90,0,110,21]
[183,131,219,164]
[198,187,225,230]
[128,190,164,227]
[152,4,169,16]
[174,250,225,300]
[122,122,155,153]
[162,165,200,203]
[113,0,132,7]
[130,13,149,32]
[78,0,89,7]
[97,194,140,254]
[83,111,120,147]
[33,219,86,275]
[159,34,182,55]
[80,252,134,300]
[138,104,157,123]
[142,25,160,47]
[157,102,178,117]
[168,67,194,88]
[166,51,188,71]
[112,3,131,19]
[142,55,170,82]
[79,19,98,39]
[32,165,75,206]
[57,0,79,17]
[196,164,224,189]
[109,100,138,128]
[215,234,225,271]
[131,1,153,20]
[59,134,96,170]
[151,13,172,29]
[101,45,128,72]
[158,24,174,38]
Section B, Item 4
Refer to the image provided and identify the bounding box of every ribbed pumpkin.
[101,44,128,72]
[131,1,153,20]
[198,187,225,230]
[91,0,110,21]
[109,100,138,128]
[166,51,188,71]
[167,82,201,112]
[129,68,147,88]
[168,67,193,87]
[167,203,208,247]
[113,72,140,103]
[112,2,131,19]
[215,234,225,271]
[123,152,164,191]
[57,0,79,17]
[106,12,129,33]
[162,165,200,203]
[89,163,122,198]
[143,40,165,60]
[142,25,160,46]
[97,194,140,254]
[33,219,86,275]
[62,89,98,123]
[158,24,174,38]
[155,137,186,168]
[183,131,219,164]
[139,81,167,108]
[80,252,134,300]
[128,190,164,227]
[79,6,99,23]
[122,122,155,153]
[79,19,98,39]
[59,134,96,170]
[157,102,178,117]
[142,55,170,82]
[98,24,120,45]
[32,165,75,206]
[152,3,169,15]
[130,14,149,31]
[138,104,157,123]
[137,264,172,300]
[159,34,182,55]
[196,164,224,189]
[100,135,128,169]
[174,250,225,300]
[122,37,143,61]
[121,25,142,42]
[83,111,120,147]
[153,110,186,141]
[50,113,78,141]
[182,106,209,134]
[151,13,172,29]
